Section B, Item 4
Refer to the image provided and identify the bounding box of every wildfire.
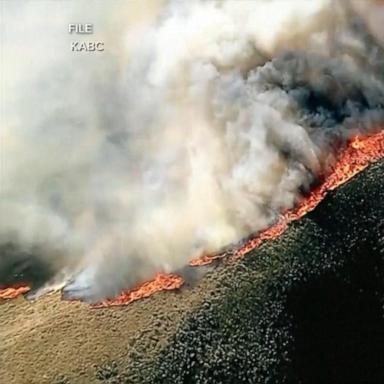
[0,284,31,300]
[1,130,383,306]
[91,273,184,308]
[189,251,228,267]
[194,130,384,262]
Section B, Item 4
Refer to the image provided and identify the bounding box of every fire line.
[0,130,383,307]
[0,284,31,300]
[191,130,384,264]
[91,273,184,309]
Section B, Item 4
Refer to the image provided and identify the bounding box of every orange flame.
[189,251,227,267]
[0,284,31,300]
[102,130,383,307]
[192,130,384,263]
[91,273,184,308]
[1,130,383,307]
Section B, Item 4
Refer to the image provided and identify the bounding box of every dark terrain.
[0,159,383,384]
[144,158,384,384]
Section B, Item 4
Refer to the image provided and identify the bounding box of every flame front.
[1,130,383,306]
[91,273,184,308]
[194,130,384,262]
[91,130,384,306]
[0,284,31,300]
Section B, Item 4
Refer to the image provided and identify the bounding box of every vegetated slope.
[1,160,383,384]
[134,159,384,384]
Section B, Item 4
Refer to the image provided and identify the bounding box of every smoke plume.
[1,0,384,301]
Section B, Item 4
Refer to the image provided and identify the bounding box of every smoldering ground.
[1,0,384,302]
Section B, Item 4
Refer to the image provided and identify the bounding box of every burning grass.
[1,130,383,307]
[148,158,384,384]
[192,129,384,263]
[91,273,184,309]
[0,283,31,299]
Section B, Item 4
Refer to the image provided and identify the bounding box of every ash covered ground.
[1,159,383,384]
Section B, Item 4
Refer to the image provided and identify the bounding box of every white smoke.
[1,0,383,301]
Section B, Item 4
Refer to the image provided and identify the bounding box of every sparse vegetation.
[95,361,134,384]
[53,374,70,384]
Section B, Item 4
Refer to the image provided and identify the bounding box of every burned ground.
[0,159,383,384]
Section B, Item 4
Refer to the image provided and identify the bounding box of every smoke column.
[1,0,384,301]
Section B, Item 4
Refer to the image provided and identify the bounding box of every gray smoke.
[1,0,384,302]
